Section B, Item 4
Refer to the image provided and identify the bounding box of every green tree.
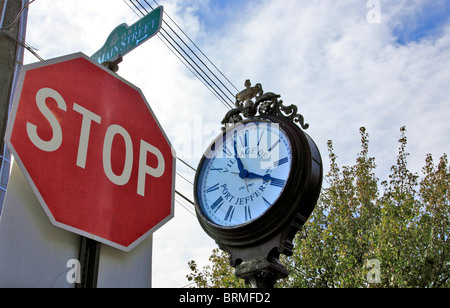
[187,248,247,288]
[187,127,449,288]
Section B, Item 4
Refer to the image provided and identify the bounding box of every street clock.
[194,80,323,287]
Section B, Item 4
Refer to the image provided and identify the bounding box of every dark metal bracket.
[221,79,309,131]
[101,55,123,73]
[235,257,289,288]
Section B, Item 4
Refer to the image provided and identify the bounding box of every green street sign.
[92,6,163,64]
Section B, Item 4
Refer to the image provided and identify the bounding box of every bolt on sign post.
[4,52,176,252]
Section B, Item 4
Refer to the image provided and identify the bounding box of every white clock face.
[197,120,292,227]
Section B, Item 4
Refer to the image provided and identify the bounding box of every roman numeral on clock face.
[262,197,271,207]
[268,139,280,152]
[274,157,289,167]
[245,205,252,221]
[224,206,235,222]
[206,183,220,193]
[270,178,286,188]
[211,197,224,213]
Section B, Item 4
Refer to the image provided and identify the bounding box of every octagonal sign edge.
[4,52,176,252]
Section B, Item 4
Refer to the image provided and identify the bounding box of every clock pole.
[235,257,288,288]
[194,80,323,288]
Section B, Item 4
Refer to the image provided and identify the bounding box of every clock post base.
[234,256,288,288]
[219,217,301,288]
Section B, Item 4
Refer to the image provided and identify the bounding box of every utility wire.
[122,0,141,18]
[176,171,193,185]
[131,2,212,186]
[145,0,237,100]
[124,0,241,213]
[128,0,236,110]
[175,198,196,218]
[152,0,239,93]
[0,30,44,61]
[157,27,234,109]
[127,0,229,109]
[156,35,227,105]
[0,0,35,30]
[143,0,236,107]
[0,0,44,62]
[177,157,197,172]
[175,189,194,206]
[130,0,234,110]
[124,1,199,209]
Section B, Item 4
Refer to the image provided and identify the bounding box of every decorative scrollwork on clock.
[221,79,309,130]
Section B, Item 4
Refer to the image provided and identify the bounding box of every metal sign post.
[76,237,101,288]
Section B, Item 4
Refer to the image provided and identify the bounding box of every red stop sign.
[5,53,175,252]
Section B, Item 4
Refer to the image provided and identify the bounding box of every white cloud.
[210,0,450,177]
[20,0,450,287]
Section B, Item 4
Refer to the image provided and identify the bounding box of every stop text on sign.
[27,87,165,197]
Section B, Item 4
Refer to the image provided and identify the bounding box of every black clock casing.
[194,115,322,255]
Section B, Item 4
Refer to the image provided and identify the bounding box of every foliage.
[187,248,247,288]
[187,127,449,288]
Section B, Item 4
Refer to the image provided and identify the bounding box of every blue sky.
[11,0,450,287]
[392,1,450,44]
[194,0,248,30]
[196,0,450,45]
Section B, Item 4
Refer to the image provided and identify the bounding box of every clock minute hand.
[233,139,245,172]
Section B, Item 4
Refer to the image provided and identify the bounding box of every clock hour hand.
[247,172,273,182]
[247,172,286,188]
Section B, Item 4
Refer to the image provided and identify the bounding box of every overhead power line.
[127,0,237,110]
[0,0,43,62]
[175,190,197,218]
[152,0,239,93]
[175,198,196,218]
[124,0,241,213]
[0,0,35,30]
[149,0,238,98]
[178,157,197,172]
[177,171,193,185]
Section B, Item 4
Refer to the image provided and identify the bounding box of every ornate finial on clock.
[221,79,309,130]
